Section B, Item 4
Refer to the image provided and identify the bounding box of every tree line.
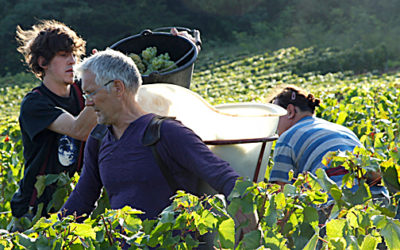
[1,0,400,76]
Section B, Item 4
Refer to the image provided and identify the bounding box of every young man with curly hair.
[11,20,97,222]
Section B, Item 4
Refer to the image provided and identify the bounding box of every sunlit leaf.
[360,234,379,250]
[302,232,319,250]
[326,219,346,238]
[336,111,348,125]
[217,218,235,249]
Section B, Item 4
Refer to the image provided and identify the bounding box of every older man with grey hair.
[61,49,240,221]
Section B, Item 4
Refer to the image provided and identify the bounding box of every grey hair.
[74,48,142,94]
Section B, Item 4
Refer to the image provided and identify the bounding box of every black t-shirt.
[11,82,85,218]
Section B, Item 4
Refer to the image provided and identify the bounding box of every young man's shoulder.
[20,86,50,109]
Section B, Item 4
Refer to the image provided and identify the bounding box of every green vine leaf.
[34,175,46,198]
[378,218,400,250]
[217,218,235,249]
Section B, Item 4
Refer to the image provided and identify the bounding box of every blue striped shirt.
[269,116,362,183]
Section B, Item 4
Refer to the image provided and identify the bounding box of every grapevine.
[1,46,400,249]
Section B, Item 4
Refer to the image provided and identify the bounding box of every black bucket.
[109,28,199,89]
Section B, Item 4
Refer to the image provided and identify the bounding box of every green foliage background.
[2,0,400,75]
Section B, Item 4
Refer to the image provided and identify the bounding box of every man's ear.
[38,56,48,69]
[286,104,296,119]
[113,80,125,96]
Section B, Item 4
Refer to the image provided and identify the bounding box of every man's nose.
[69,54,76,64]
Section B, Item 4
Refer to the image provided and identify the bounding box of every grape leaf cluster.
[128,47,177,75]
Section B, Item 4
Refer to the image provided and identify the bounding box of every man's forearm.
[71,106,97,141]
[48,106,97,141]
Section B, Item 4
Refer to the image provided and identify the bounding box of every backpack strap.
[91,124,109,141]
[71,83,85,110]
[32,87,42,95]
[91,115,179,193]
[70,82,85,171]
[142,115,179,192]
[90,124,108,154]
[142,116,174,146]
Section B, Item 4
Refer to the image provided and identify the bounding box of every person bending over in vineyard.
[60,49,241,223]
[268,85,389,203]
[10,20,97,227]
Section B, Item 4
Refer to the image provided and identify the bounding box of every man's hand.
[170,28,201,51]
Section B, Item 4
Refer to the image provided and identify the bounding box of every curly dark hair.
[270,85,321,114]
[16,20,86,79]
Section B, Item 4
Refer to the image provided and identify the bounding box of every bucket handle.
[152,26,202,48]
[140,29,153,36]
[153,26,192,33]
[157,46,195,73]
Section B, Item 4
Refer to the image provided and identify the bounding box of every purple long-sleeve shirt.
[62,113,239,220]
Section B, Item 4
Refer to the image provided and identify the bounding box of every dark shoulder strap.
[71,82,86,171]
[142,115,174,146]
[91,124,108,141]
[142,115,179,192]
[90,124,108,153]
[71,83,85,110]
[32,87,42,95]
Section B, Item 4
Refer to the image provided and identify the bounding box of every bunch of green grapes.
[128,47,177,75]
[141,47,157,62]
[128,53,146,73]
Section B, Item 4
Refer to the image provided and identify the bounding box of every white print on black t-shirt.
[58,135,78,166]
